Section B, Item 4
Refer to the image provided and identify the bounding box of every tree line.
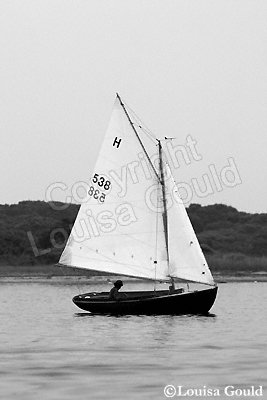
[0,200,266,266]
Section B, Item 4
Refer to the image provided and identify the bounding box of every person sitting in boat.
[168,280,176,294]
[109,280,127,300]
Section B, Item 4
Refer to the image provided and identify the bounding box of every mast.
[158,140,170,274]
[117,93,171,279]
[116,93,160,182]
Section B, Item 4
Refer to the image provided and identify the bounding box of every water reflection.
[74,311,217,318]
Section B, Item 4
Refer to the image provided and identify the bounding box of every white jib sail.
[59,97,169,280]
[163,162,215,286]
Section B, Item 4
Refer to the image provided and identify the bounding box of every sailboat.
[58,93,218,315]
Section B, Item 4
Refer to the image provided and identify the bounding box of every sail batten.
[59,94,215,286]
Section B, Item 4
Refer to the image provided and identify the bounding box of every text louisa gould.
[176,385,263,397]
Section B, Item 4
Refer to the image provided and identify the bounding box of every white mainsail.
[59,95,215,286]
[59,96,169,280]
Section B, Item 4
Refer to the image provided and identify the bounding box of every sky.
[1,0,266,213]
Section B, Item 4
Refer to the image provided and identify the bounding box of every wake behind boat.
[58,93,218,315]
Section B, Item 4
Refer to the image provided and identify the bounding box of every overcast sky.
[1,0,266,212]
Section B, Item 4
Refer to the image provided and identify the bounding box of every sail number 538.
[88,174,111,203]
[88,186,106,202]
[92,174,111,191]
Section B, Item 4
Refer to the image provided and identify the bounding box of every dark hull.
[72,287,218,315]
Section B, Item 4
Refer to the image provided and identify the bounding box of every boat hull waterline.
[73,287,218,315]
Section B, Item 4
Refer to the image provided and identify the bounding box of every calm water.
[0,279,266,400]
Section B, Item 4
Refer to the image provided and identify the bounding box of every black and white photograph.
[0,1,266,399]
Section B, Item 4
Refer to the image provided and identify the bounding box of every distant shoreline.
[0,264,266,283]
